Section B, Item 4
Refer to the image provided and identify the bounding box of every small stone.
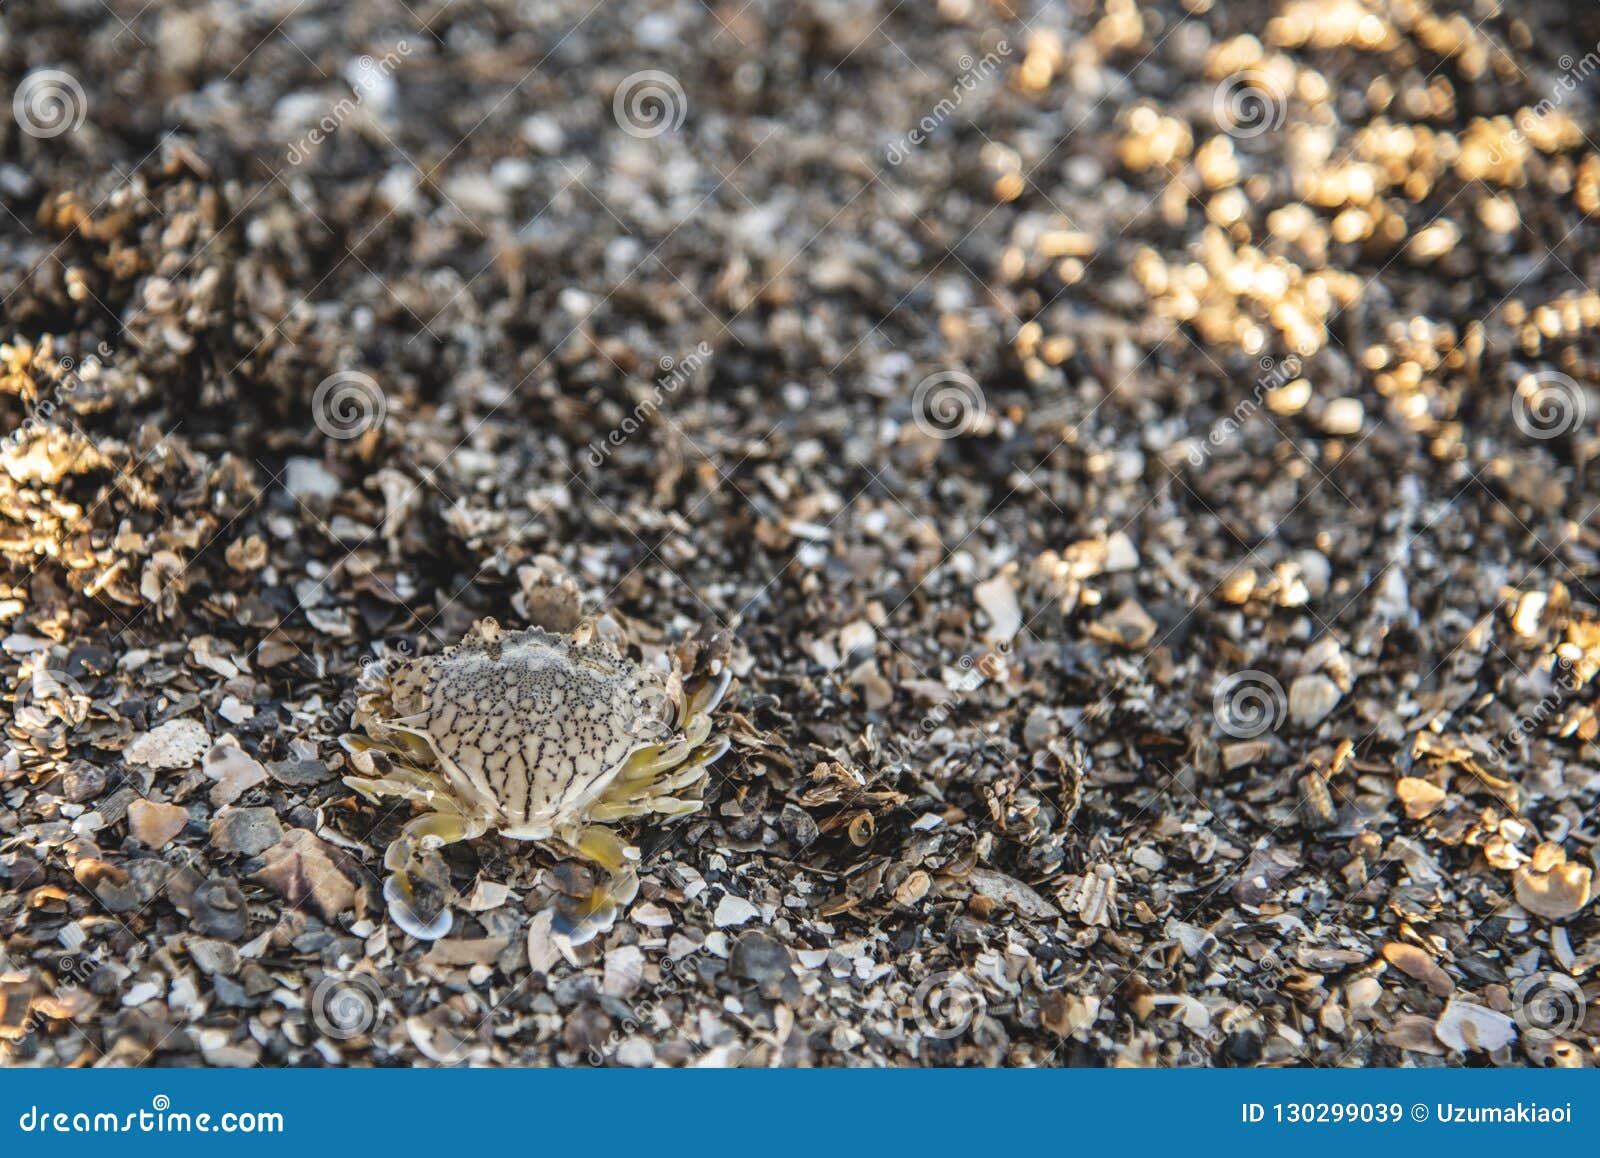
[200,1037,262,1067]
[1321,397,1365,435]
[1088,598,1157,650]
[122,979,162,1007]
[268,756,332,786]
[966,867,1061,919]
[127,798,189,847]
[186,938,241,976]
[1102,531,1139,572]
[125,718,210,770]
[777,804,819,847]
[60,762,107,803]
[1289,673,1342,728]
[218,695,254,724]
[1039,990,1099,1039]
[0,978,37,1041]
[1219,566,1257,604]
[614,1037,655,1068]
[1384,1013,1446,1055]
[284,456,341,501]
[713,893,760,928]
[251,829,357,920]
[730,931,792,983]
[1510,590,1548,639]
[1396,777,1447,819]
[190,877,250,941]
[628,901,673,927]
[1233,847,1298,906]
[209,807,284,857]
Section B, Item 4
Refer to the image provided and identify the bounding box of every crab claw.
[548,858,640,947]
[383,851,454,941]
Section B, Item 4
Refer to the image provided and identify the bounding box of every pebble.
[1396,777,1447,819]
[1289,673,1342,728]
[729,931,792,983]
[1321,397,1365,434]
[60,762,107,803]
[1102,531,1140,572]
[614,1038,655,1068]
[127,798,189,847]
[121,979,162,1007]
[190,877,250,941]
[1089,598,1157,650]
[187,938,241,976]
[628,901,674,927]
[268,756,332,786]
[209,806,284,856]
[284,457,341,501]
[218,695,254,723]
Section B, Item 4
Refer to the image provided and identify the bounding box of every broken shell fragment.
[1514,844,1593,921]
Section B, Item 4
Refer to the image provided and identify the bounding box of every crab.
[341,616,732,944]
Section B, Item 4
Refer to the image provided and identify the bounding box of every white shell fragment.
[124,718,211,770]
[1435,998,1517,1053]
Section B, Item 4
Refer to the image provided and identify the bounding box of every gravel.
[1,0,1597,1068]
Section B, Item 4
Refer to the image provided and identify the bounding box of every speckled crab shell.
[341,617,732,944]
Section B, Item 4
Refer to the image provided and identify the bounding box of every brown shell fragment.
[1514,844,1593,921]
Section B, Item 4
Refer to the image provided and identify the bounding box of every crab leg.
[384,809,481,869]
[549,825,643,946]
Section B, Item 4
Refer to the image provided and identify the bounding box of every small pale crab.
[341,616,732,944]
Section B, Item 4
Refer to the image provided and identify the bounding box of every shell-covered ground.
[2,0,1598,1067]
